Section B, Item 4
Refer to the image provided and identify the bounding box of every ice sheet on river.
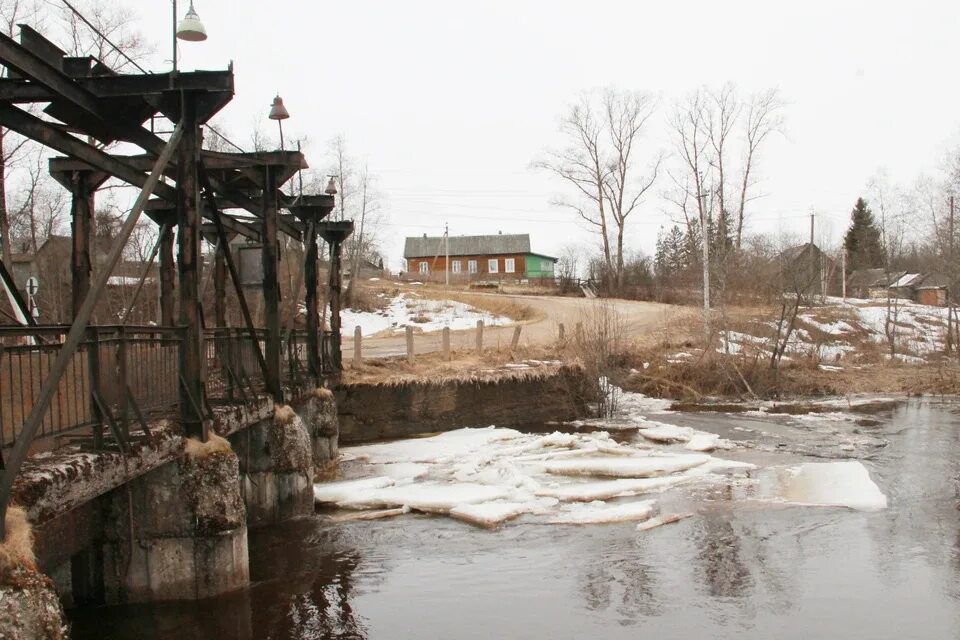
[550,499,658,524]
[779,460,888,511]
[542,454,710,478]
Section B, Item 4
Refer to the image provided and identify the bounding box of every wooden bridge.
[0,25,352,544]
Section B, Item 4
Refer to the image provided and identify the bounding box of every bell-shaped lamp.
[325,177,338,195]
[176,2,207,42]
[269,95,290,120]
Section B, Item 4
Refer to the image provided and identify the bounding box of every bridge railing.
[0,325,183,453]
[204,327,267,400]
[204,327,329,399]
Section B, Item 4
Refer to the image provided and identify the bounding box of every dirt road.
[345,293,678,360]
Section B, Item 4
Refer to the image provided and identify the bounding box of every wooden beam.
[0,32,160,150]
[261,166,282,400]
[0,69,233,103]
[0,102,178,202]
[176,97,204,440]
[158,222,176,326]
[303,221,320,380]
[67,171,107,319]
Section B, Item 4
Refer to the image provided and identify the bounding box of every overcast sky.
[131,0,960,270]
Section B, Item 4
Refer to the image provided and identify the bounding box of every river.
[69,399,960,639]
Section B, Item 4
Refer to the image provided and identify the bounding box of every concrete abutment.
[0,389,340,636]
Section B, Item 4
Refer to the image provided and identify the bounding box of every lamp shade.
[325,177,338,195]
[269,95,290,120]
[176,2,207,42]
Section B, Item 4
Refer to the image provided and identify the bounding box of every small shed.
[913,273,950,307]
[775,243,835,296]
[846,268,889,299]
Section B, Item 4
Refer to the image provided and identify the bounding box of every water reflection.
[692,516,753,600]
[72,400,960,640]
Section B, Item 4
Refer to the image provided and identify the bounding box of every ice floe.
[778,460,888,511]
[550,499,658,524]
[542,454,710,478]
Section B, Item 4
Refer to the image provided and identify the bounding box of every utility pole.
[809,208,815,246]
[841,246,847,303]
[949,195,955,354]
[699,173,710,339]
[444,222,449,288]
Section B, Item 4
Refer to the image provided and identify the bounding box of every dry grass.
[342,344,573,386]
[449,293,540,322]
[314,387,333,401]
[273,404,297,426]
[346,286,390,313]
[183,432,232,458]
[0,506,36,580]
[612,302,960,400]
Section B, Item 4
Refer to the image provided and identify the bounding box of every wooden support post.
[353,326,362,367]
[476,320,484,352]
[328,239,344,372]
[261,166,282,401]
[86,327,102,451]
[442,327,450,360]
[68,170,106,320]
[576,322,584,343]
[304,222,320,380]
[176,97,205,440]
[158,218,176,326]
[405,326,415,363]
[213,238,227,327]
[558,323,565,342]
[511,325,522,351]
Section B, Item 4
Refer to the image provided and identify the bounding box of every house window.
[468,260,477,274]
[452,260,462,274]
[488,259,499,274]
[419,261,429,274]
[504,258,515,273]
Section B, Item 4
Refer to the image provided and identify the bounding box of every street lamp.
[173,1,208,71]
[324,176,338,195]
[269,95,290,150]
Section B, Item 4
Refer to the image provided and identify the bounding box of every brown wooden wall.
[405,254,527,277]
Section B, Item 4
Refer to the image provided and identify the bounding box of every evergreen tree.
[655,227,669,276]
[655,225,690,277]
[843,197,884,270]
[711,209,734,259]
[665,225,688,273]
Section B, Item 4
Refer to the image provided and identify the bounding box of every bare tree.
[58,0,152,71]
[706,84,740,236]
[346,164,382,303]
[736,89,783,249]
[0,0,42,262]
[536,94,614,280]
[601,90,661,291]
[539,90,661,293]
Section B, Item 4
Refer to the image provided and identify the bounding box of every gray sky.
[136,0,960,269]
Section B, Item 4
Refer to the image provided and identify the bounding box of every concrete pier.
[99,436,249,603]
[230,389,340,526]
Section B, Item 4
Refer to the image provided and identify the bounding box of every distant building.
[3,235,157,322]
[775,243,836,297]
[846,268,949,306]
[403,233,556,282]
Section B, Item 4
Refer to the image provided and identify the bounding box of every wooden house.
[403,233,556,282]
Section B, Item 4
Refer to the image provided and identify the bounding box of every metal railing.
[0,325,183,452]
[0,323,340,454]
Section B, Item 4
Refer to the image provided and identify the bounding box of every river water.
[70,399,960,639]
